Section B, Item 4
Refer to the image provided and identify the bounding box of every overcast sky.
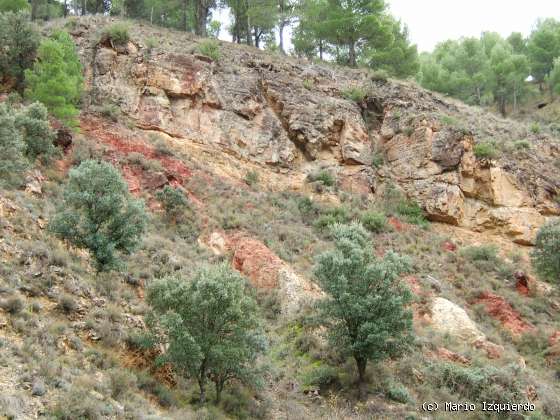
[216,0,559,53]
[388,0,560,52]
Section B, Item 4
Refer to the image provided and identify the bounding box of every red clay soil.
[388,216,405,232]
[513,271,533,296]
[430,347,471,365]
[474,292,534,335]
[227,232,284,289]
[80,115,192,188]
[442,240,457,252]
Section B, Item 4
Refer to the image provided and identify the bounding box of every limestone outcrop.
[69,17,560,245]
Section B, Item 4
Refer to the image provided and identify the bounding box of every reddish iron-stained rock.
[473,338,504,359]
[79,116,192,193]
[474,292,534,336]
[514,271,531,296]
[442,240,457,252]
[228,232,283,289]
[434,347,471,365]
[388,216,405,232]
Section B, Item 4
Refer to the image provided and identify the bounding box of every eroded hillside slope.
[65,17,560,245]
[1,16,560,420]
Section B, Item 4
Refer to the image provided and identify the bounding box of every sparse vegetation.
[196,39,221,61]
[155,185,189,222]
[244,170,259,186]
[100,23,130,46]
[532,220,560,283]
[342,86,367,102]
[473,141,499,159]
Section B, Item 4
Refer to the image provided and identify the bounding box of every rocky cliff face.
[67,17,559,245]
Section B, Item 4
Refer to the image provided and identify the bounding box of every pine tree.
[24,30,83,127]
[0,12,40,93]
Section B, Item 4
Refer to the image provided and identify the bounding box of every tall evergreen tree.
[0,12,40,94]
[24,31,83,126]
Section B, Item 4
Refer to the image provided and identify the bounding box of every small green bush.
[460,244,499,262]
[360,211,388,233]
[100,23,130,46]
[530,122,541,134]
[196,39,220,62]
[532,220,560,283]
[244,170,259,186]
[513,139,531,150]
[396,200,428,226]
[156,185,189,222]
[301,364,339,391]
[342,86,367,102]
[371,154,384,168]
[473,142,498,159]
[314,207,350,231]
[429,362,524,404]
[308,170,335,187]
[58,294,77,314]
[1,296,23,314]
[386,383,411,403]
[303,79,314,90]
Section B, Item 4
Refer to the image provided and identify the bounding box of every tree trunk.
[319,40,323,61]
[215,381,224,404]
[499,96,507,117]
[81,0,86,16]
[196,2,209,37]
[355,356,367,399]
[198,359,207,404]
[278,21,285,54]
[63,0,68,17]
[31,0,39,19]
[348,41,357,67]
[246,12,252,46]
[182,0,189,32]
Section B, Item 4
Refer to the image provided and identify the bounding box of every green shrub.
[473,142,498,159]
[156,185,189,222]
[303,79,314,90]
[429,362,524,404]
[532,220,560,283]
[0,11,39,93]
[49,160,147,271]
[0,104,27,187]
[371,154,384,168]
[24,31,83,127]
[308,170,335,187]
[461,244,499,262]
[342,86,367,102]
[58,294,77,314]
[15,102,56,161]
[513,139,531,150]
[244,170,259,186]
[386,383,411,403]
[396,200,428,226]
[530,122,541,134]
[97,103,121,122]
[360,211,388,233]
[100,23,130,46]
[1,296,24,314]
[145,36,157,50]
[196,39,220,62]
[314,207,350,231]
[108,368,137,399]
[301,364,339,391]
